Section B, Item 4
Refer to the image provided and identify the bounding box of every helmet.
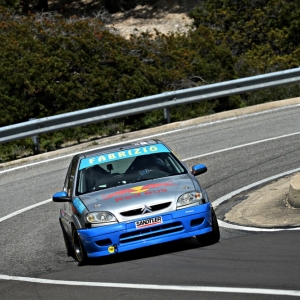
[152,157,166,171]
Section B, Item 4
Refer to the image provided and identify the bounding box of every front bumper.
[78,203,213,258]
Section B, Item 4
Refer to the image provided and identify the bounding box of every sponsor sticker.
[73,197,86,214]
[79,144,170,170]
[135,216,163,229]
[102,181,175,201]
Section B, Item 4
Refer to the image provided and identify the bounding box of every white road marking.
[0,171,299,295]
[1,105,300,295]
[0,275,300,296]
[182,131,300,160]
[213,167,300,208]
[0,199,52,223]
[217,219,300,231]
[1,103,300,174]
[2,128,299,175]
[211,167,300,232]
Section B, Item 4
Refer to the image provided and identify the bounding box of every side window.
[63,163,72,193]
[64,158,78,196]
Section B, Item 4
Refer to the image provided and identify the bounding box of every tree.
[103,0,137,13]
[104,0,121,13]
[34,0,48,11]
[189,0,300,56]
[0,0,21,11]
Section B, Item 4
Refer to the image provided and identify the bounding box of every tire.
[72,229,88,266]
[196,209,220,246]
[59,219,73,257]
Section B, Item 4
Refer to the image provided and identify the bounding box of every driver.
[84,165,108,191]
[137,156,166,178]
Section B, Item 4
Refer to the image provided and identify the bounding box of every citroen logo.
[141,204,152,214]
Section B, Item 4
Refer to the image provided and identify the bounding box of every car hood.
[79,174,197,217]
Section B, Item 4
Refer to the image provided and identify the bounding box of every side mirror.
[52,191,72,202]
[191,164,207,176]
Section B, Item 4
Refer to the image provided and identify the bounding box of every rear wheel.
[72,229,88,266]
[196,209,220,246]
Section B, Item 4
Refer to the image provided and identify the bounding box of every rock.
[288,173,300,208]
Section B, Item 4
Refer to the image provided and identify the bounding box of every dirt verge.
[107,0,203,38]
[44,0,203,38]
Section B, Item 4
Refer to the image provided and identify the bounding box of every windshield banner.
[79,144,169,170]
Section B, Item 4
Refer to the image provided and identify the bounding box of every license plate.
[135,216,163,229]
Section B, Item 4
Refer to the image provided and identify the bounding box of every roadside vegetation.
[1,0,300,162]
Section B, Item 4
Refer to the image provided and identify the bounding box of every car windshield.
[76,146,186,195]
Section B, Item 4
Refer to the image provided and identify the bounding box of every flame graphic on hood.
[101,181,175,200]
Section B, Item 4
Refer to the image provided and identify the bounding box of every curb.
[288,173,300,208]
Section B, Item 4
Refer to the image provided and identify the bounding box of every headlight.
[177,191,202,209]
[85,212,117,225]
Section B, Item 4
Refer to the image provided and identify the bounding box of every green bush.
[1,1,300,162]
[189,0,300,71]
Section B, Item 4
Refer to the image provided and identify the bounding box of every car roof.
[74,139,168,160]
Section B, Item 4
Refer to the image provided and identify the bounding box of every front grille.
[120,202,172,217]
[119,221,183,244]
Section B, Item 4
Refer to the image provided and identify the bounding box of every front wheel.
[72,229,88,266]
[196,209,220,246]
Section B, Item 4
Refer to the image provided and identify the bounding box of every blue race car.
[52,139,220,265]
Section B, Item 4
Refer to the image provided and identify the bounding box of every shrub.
[2,1,300,162]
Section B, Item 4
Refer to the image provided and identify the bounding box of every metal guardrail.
[1,67,300,144]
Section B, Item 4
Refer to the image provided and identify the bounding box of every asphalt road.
[0,99,300,299]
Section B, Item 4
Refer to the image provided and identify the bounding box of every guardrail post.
[32,135,40,154]
[164,108,170,124]
[29,118,40,154]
